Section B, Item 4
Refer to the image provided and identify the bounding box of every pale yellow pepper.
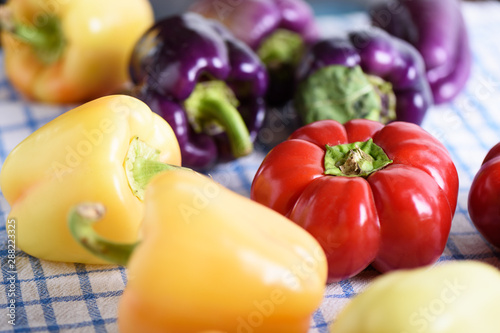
[70,169,328,332]
[0,95,181,263]
[331,260,500,333]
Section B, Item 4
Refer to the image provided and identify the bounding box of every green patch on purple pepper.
[294,28,432,125]
[295,65,396,124]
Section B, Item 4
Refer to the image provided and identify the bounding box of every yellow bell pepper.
[0,0,153,103]
[330,260,500,333]
[0,95,181,264]
[69,168,328,332]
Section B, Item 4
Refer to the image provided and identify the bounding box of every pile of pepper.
[127,0,471,169]
[0,0,472,166]
[0,95,328,332]
[1,0,499,332]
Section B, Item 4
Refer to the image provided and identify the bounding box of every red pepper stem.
[184,81,253,158]
[68,203,138,266]
[324,139,393,177]
[0,5,66,64]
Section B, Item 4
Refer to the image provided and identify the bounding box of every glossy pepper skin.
[0,0,153,104]
[251,119,458,282]
[370,0,471,104]
[69,169,327,333]
[0,95,181,263]
[294,27,433,126]
[330,261,500,333]
[130,13,268,170]
[468,142,500,248]
[189,0,319,106]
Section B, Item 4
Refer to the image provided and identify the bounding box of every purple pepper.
[129,13,268,170]
[294,27,433,126]
[370,0,471,104]
[189,0,319,106]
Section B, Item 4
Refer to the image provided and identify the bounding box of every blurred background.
[148,0,486,20]
[0,0,486,18]
[148,0,377,19]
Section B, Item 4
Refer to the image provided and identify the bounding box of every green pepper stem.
[125,137,191,201]
[324,139,393,177]
[184,81,253,158]
[68,203,137,266]
[132,158,181,193]
[0,5,66,64]
[198,97,253,157]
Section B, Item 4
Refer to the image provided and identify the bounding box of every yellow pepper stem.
[68,203,138,266]
[132,157,181,193]
[71,143,193,265]
[68,139,190,264]
[125,137,190,200]
[0,5,66,64]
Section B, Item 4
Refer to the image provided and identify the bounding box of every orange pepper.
[69,169,327,332]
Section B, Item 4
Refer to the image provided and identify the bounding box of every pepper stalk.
[324,138,393,177]
[68,203,136,266]
[184,80,253,158]
[70,137,190,266]
[0,5,66,64]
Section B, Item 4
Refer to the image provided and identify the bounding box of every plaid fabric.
[1,2,500,332]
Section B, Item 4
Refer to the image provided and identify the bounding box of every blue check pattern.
[2,3,500,332]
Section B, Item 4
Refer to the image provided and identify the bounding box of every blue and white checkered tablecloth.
[1,2,500,332]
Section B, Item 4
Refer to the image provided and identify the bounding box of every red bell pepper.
[251,119,459,282]
[468,142,500,248]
